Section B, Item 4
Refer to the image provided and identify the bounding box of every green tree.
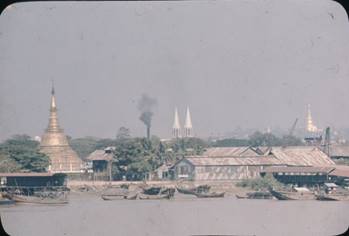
[0,134,50,172]
[69,136,99,159]
[212,138,250,147]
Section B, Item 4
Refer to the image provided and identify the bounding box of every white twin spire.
[172,106,193,138]
[184,107,193,137]
[172,107,181,138]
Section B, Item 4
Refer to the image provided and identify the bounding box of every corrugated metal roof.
[185,156,284,166]
[329,165,349,178]
[330,145,349,157]
[270,146,335,166]
[260,166,335,174]
[86,150,113,161]
[202,147,260,157]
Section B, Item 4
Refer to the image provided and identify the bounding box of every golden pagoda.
[40,85,83,173]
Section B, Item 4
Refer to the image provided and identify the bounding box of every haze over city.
[1,0,349,141]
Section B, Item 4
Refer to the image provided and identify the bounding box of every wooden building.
[86,147,114,181]
[171,156,284,181]
[0,172,67,188]
[170,146,336,181]
[260,166,335,186]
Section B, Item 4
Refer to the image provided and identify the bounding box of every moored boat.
[6,194,68,204]
[236,191,273,200]
[269,188,315,200]
[315,193,337,201]
[315,193,349,201]
[101,194,126,200]
[176,184,211,195]
[194,192,225,198]
[138,193,172,200]
[235,194,248,199]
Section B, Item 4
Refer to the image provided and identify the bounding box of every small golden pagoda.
[40,85,83,173]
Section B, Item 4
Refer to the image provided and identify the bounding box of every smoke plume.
[137,94,157,138]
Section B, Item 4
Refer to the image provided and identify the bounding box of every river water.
[1,193,348,236]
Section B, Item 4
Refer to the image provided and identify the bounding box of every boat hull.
[8,194,68,204]
[194,192,225,198]
[138,193,171,200]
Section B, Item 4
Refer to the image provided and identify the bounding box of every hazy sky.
[0,0,349,140]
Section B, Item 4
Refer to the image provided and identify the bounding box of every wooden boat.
[142,186,162,195]
[138,193,171,200]
[269,189,294,200]
[7,194,68,204]
[236,191,273,199]
[101,191,139,200]
[235,194,248,199]
[125,193,138,200]
[315,193,337,201]
[247,191,273,199]
[176,187,197,195]
[315,193,349,201]
[269,189,315,200]
[101,194,126,200]
[194,192,225,198]
[176,185,211,195]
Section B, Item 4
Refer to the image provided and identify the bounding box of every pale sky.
[0,0,349,140]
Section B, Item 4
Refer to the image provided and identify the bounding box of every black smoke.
[137,94,157,138]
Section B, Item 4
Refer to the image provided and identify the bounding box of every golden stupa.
[40,85,83,173]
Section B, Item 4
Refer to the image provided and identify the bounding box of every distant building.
[202,147,263,157]
[172,107,181,138]
[171,155,284,181]
[260,166,334,186]
[304,104,323,145]
[0,172,67,188]
[86,147,114,181]
[266,146,335,166]
[183,106,193,137]
[170,146,335,181]
[39,85,83,173]
[261,165,349,187]
[330,145,349,160]
[172,106,194,139]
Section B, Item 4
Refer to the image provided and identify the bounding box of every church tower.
[184,106,193,137]
[172,107,181,138]
[40,84,82,173]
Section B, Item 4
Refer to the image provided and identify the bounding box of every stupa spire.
[172,107,181,138]
[306,104,319,133]
[46,82,61,133]
[40,84,83,173]
[184,106,193,137]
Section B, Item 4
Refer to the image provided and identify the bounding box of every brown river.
[1,193,348,236]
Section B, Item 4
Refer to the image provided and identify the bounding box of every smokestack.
[147,126,150,140]
[137,94,157,139]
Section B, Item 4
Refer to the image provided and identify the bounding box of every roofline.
[0,172,66,177]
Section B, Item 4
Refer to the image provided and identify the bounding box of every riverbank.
[67,180,251,196]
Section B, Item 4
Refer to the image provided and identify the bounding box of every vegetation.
[0,135,50,172]
[212,131,303,147]
[236,174,285,191]
[69,127,209,180]
[69,136,100,160]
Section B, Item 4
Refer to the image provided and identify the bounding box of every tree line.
[0,128,304,178]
